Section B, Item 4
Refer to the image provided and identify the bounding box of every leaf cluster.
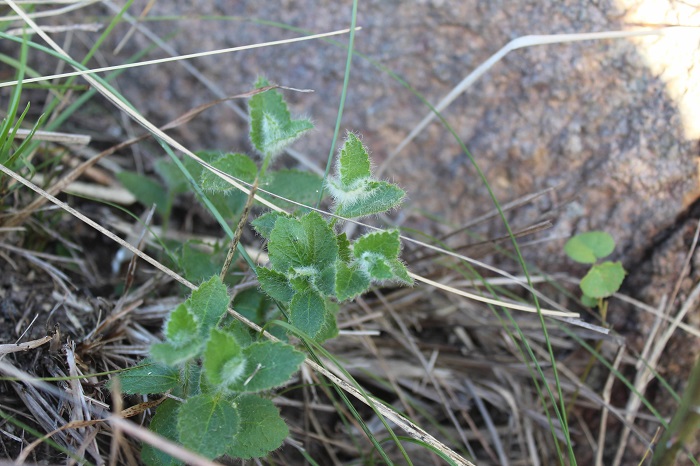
[114,77,413,463]
[114,276,304,463]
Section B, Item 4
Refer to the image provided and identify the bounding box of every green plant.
[564,231,627,312]
[114,78,412,463]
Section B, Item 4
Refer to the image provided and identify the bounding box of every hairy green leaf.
[141,399,182,466]
[188,275,230,338]
[203,329,247,388]
[227,395,288,459]
[336,261,370,301]
[268,212,338,274]
[251,211,289,240]
[163,303,199,348]
[150,340,202,366]
[336,232,352,263]
[227,341,305,393]
[352,230,412,285]
[580,261,626,298]
[353,230,401,259]
[337,133,371,187]
[334,180,405,219]
[565,231,615,264]
[289,285,327,338]
[200,153,257,194]
[113,359,180,395]
[177,393,240,459]
[257,267,294,303]
[249,77,313,157]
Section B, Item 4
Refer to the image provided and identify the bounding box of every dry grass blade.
[0,28,361,89]
[0,336,54,356]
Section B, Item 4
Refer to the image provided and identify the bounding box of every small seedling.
[114,78,412,463]
[564,231,626,313]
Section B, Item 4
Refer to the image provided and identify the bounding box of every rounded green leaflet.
[565,231,615,264]
[580,261,626,298]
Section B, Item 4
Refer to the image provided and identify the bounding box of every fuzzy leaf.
[141,399,182,466]
[313,299,339,343]
[257,267,294,303]
[177,393,240,459]
[226,341,305,393]
[289,285,327,338]
[334,181,405,219]
[249,77,313,157]
[315,263,337,297]
[335,261,370,301]
[200,153,258,194]
[203,329,247,388]
[353,230,412,285]
[113,359,180,395]
[227,395,288,459]
[336,232,352,263]
[251,211,289,240]
[259,169,325,208]
[337,133,371,187]
[388,259,412,285]
[580,261,626,299]
[565,232,615,264]
[353,230,401,260]
[188,275,230,338]
[268,212,338,274]
[150,340,202,366]
[163,303,199,347]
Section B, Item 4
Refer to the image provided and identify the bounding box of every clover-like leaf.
[141,399,183,466]
[565,231,616,264]
[227,395,288,459]
[203,329,247,388]
[200,152,258,194]
[112,358,180,395]
[268,212,338,274]
[177,393,240,459]
[226,341,305,393]
[580,261,626,299]
[249,77,313,158]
